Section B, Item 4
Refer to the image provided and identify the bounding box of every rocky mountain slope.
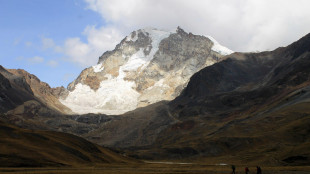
[0,66,72,115]
[130,32,310,165]
[0,66,34,113]
[7,69,71,114]
[60,27,233,115]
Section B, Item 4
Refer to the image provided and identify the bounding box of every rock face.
[60,27,233,115]
[2,69,72,113]
[0,66,34,113]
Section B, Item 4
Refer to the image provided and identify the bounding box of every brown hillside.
[0,121,135,167]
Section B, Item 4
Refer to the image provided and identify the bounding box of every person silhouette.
[256,166,262,174]
[245,167,249,174]
[231,165,236,174]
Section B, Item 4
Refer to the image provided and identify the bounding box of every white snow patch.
[141,29,174,60]
[143,78,170,95]
[60,79,140,115]
[207,36,234,55]
[121,48,148,72]
[118,28,174,79]
[92,63,104,72]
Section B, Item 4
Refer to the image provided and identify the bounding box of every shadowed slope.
[0,121,134,167]
[113,33,310,165]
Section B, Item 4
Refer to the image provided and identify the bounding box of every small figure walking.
[245,167,249,174]
[231,165,236,174]
[256,166,262,174]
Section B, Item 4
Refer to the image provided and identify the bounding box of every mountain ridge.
[60,27,233,115]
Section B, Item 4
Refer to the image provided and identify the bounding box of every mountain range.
[1,27,310,166]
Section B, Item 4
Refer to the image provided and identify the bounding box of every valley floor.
[0,164,309,174]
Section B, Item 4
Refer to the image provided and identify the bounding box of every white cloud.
[63,37,91,66]
[25,41,32,47]
[47,60,58,67]
[42,37,56,50]
[83,0,310,52]
[27,56,44,64]
[61,26,123,67]
[13,38,21,46]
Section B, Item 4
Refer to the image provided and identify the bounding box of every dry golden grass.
[0,121,135,167]
[0,164,309,174]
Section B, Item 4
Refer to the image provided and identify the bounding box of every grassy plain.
[1,164,310,174]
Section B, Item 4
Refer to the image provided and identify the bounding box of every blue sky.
[1,0,310,88]
[0,0,104,87]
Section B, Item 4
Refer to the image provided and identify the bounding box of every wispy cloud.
[13,38,21,46]
[47,60,58,67]
[61,26,123,67]
[27,56,44,64]
[42,37,56,50]
[25,41,32,47]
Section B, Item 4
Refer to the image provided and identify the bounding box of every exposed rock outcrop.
[6,69,72,114]
[61,27,233,114]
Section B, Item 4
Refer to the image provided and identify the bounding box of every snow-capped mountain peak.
[60,27,233,115]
